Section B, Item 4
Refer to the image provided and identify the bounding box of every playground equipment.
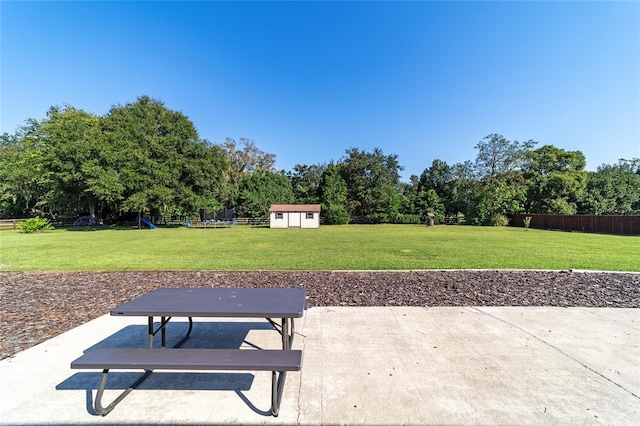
[140,217,157,229]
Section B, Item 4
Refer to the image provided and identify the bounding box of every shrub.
[366,213,388,224]
[18,217,54,233]
[489,214,510,226]
[322,205,350,225]
[394,214,422,224]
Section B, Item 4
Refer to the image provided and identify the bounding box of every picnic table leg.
[282,318,295,349]
[147,316,193,348]
[174,317,193,348]
[281,319,288,350]
[161,317,167,347]
[271,370,287,417]
[94,368,151,416]
[267,318,295,350]
[264,317,295,416]
[147,316,154,348]
[289,318,295,348]
[282,318,295,350]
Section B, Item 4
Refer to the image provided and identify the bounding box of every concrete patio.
[0,306,638,425]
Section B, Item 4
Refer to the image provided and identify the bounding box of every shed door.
[288,212,301,228]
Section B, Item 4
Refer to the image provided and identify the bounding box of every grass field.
[0,224,638,272]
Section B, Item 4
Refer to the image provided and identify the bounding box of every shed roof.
[269,204,321,213]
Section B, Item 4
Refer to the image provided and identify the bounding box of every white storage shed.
[269,204,321,229]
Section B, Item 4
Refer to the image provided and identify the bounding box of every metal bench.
[71,348,303,417]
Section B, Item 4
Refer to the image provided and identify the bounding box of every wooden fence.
[508,213,640,236]
[165,217,270,227]
[191,217,270,226]
[1,217,273,230]
[0,219,27,231]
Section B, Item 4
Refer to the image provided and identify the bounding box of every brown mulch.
[1,270,639,360]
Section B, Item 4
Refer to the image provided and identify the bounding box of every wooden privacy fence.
[509,213,640,235]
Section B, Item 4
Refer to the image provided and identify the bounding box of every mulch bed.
[1,270,639,360]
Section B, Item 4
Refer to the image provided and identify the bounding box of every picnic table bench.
[71,348,302,416]
[70,288,306,417]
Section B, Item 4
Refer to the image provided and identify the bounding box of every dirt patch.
[1,270,639,360]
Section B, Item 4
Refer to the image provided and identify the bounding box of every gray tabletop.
[110,288,307,318]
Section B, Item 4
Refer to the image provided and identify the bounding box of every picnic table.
[72,287,306,417]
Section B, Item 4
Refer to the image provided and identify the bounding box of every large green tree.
[219,137,276,206]
[474,134,536,184]
[465,135,534,224]
[416,188,445,223]
[417,159,456,219]
[320,163,350,224]
[236,170,294,218]
[36,106,103,217]
[339,147,403,221]
[289,163,325,204]
[523,145,587,214]
[466,180,524,225]
[96,96,226,219]
[448,160,476,220]
[0,109,104,219]
[578,159,640,214]
[0,124,48,217]
[399,174,420,220]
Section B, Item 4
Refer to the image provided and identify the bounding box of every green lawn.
[0,224,638,271]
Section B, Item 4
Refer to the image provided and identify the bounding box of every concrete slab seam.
[296,312,309,425]
[589,310,640,332]
[472,307,640,401]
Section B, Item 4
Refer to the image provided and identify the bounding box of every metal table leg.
[267,317,295,350]
[94,368,150,416]
[271,370,287,417]
[147,316,193,348]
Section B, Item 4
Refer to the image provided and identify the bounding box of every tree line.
[1,96,639,225]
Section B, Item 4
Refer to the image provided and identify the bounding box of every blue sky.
[2,1,639,180]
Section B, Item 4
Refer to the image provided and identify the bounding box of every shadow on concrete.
[56,320,278,417]
[81,320,275,351]
[57,371,256,416]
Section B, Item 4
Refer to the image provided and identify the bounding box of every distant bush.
[489,214,511,227]
[321,205,350,225]
[443,213,465,224]
[365,213,385,224]
[394,214,423,224]
[18,217,54,233]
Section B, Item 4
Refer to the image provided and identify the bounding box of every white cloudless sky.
[2,1,639,180]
